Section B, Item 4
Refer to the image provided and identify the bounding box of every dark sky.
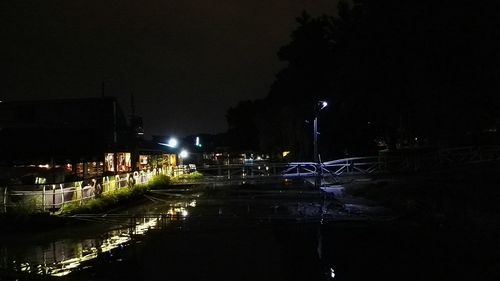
[1,0,338,137]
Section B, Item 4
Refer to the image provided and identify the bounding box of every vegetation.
[172,171,204,182]
[60,172,204,214]
[148,174,171,186]
[61,184,149,214]
[8,195,44,214]
[226,0,500,160]
[61,174,172,214]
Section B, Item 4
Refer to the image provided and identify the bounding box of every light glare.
[168,138,178,148]
[179,150,188,158]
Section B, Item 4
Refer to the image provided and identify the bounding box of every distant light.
[319,101,328,110]
[159,137,179,148]
[195,136,202,147]
[168,138,178,147]
[330,267,335,279]
[179,149,188,159]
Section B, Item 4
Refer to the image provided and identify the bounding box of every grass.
[171,171,204,182]
[148,174,171,186]
[61,174,172,215]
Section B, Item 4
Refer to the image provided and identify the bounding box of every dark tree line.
[226,0,500,161]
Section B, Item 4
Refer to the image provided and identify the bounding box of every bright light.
[195,136,201,147]
[159,137,179,148]
[179,150,188,159]
[168,138,178,147]
[319,101,328,110]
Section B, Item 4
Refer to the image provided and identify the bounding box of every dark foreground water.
[1,182,498,281]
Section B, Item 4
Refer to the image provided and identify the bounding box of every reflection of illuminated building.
[1,199,197,277]
[4,217,160,276]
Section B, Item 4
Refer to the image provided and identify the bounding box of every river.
[0,180,498,280]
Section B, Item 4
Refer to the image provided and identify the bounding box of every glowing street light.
[320,101,328,110]
[168,138,178,148]
[158,137,178,148]
[179,149,188,166]
[179,149,188,159]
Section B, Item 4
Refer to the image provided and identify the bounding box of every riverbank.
[345,162,500,231]
[0,175,179,234]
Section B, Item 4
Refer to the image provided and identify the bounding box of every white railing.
[281,157,381,177]
[1,168,164,213]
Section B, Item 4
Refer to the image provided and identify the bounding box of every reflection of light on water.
[167,207,189,217]
[10,217,159,277]
[166,200,195,217]
[5,199,198,277]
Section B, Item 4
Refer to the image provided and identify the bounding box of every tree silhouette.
[226,0,500,160]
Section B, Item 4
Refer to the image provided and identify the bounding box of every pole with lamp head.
[314,101,328,188]
[179,149,188,166]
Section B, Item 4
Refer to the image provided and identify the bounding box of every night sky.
[2,0,338,137]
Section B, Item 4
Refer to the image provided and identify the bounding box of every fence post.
[42,185,46,212]
[60,184,64,211]
[78,182,83,206]
[52,184,56,213]
[3,187,7,213]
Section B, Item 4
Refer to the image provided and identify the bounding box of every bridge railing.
[323,157,381,175]
[196,163,291,179]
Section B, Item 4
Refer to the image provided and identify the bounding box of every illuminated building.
[0,97,176,184]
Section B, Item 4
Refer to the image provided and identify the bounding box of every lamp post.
[179,149,188,166]
[314,101,328,188]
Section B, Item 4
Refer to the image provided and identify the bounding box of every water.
[0,182,498,280]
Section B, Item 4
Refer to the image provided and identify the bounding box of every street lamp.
[314,101,328,163]
[314,101,328,188]
[179,149,188,166]
[158,137,178,148]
